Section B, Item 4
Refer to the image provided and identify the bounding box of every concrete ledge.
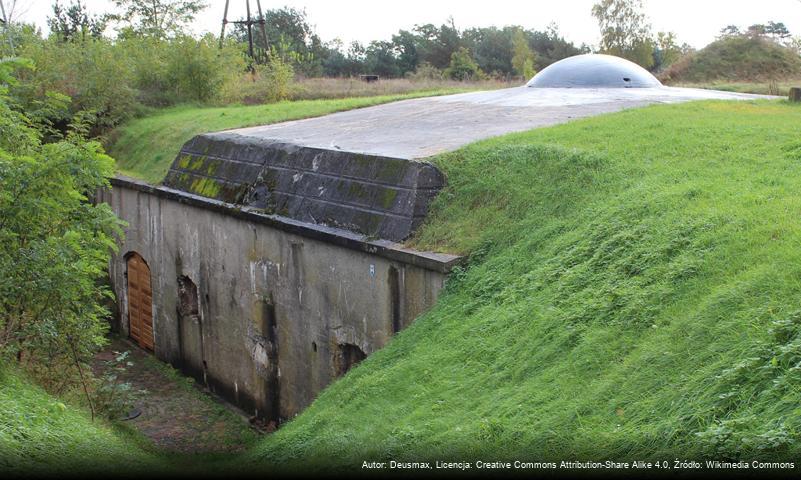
[162,134,446,242]
[110,175,461,274]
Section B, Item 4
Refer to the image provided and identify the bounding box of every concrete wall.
[101,178,457,421]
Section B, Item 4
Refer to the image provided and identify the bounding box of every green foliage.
[231,101,801,470]
[13,37,137,132]
[0,58,123,378]
[110,0,208,39]
[93,350,147,420]
[652,31,689,72]
[219,55,295,105]
[592,0,655,69]
[12,34,246,132]
[48,0,108,42]
[0,366,165,475]
[162,34,243,103]
[511,29,536,79]
[444,47,483,81]
[661,35,801,83]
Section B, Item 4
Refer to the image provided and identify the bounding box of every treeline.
[229,11,586,80]
[1,0,799,136]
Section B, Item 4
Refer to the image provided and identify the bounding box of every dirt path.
[92,337,260,454]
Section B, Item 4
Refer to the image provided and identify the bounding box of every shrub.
[218,55,295,105]
[163,34,245,104]
[444,47,484,81]
[14,37,138,132]
[0,58,124,399]
[406,62,443,81]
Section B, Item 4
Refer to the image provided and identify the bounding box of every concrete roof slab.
[226,86,772,159]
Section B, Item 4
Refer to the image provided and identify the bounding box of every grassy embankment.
[110,90,481,184]
[0,366,168,475]
[672,80,801,96]
[218,99,801,472]
[660,35,801,96]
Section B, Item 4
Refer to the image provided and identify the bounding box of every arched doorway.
[126,252,154,351]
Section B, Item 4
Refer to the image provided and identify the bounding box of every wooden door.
[127,253,154,351]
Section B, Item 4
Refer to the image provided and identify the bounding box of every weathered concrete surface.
[162,83,770,242]
[223,86,772,160]
[102,177,456,421]
[163,135,443,242]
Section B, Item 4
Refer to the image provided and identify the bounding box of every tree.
[591,0,655,68]
[511,28,536,80]
[746,23,768,38]
[766,21,791,41]
[462,26,513,77]
[109,0,207,38]
[364,40,400,77]
[0,58,123,391]
[391,29,420,75]
[529,23,585,70]
[719,25,741,38]
[48,0,108,42]
[443,47,482,80]
[652,31,686,71]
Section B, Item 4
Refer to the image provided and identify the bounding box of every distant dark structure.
[219,0,269,65]
[528,54,663,88]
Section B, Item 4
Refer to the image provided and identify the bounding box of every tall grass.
[233,100,801,472]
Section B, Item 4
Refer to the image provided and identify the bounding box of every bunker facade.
[104,54,771,423]
[103,175,457,421]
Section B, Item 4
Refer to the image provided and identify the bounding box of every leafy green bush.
[444,47,484,81]
[218,55,295,105]
[163,34,245,104]
[11,35,247,134]
[14,37,137,132]
[0,59,123,390]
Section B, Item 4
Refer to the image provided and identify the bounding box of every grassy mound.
[234,100,801,472]
[0,366,167,475]
[661,36,801,84]
[109,91,471,184]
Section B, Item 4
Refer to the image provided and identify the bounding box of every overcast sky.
[13,0,801,49]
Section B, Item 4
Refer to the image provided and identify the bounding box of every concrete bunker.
[104,54,767,425]
[527,53,663,88]
[104,145,457,423]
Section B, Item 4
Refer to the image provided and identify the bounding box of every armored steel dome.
[527,53,662,88]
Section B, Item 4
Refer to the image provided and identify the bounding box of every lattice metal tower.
[219,0,269,64]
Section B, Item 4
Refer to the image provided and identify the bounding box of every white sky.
[13,0,801,49]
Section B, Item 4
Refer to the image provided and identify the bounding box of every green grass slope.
[109,91,469,184]
[236,100,801,471]
[661,36,801,84]
[0,367,167,475]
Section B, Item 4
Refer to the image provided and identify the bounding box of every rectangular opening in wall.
[389,266,401,334]
[262,301,277,345]
[261,299,280,426]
